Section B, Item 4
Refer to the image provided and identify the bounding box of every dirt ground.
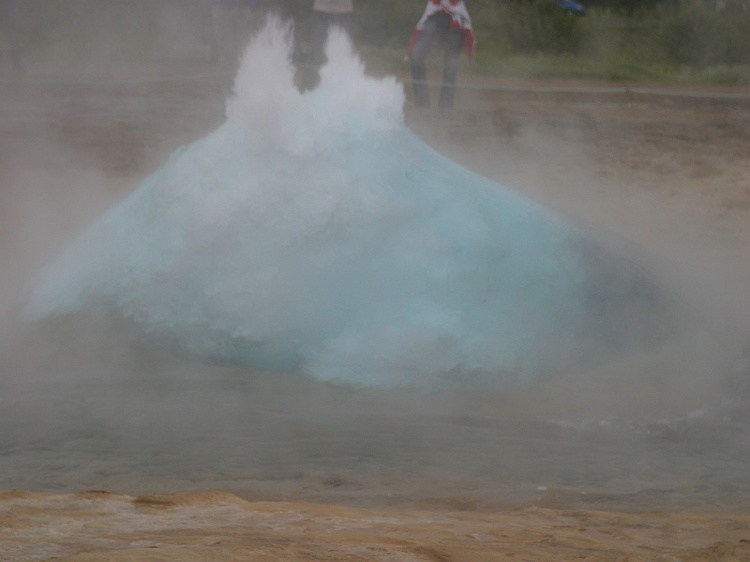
[409,78,750,292]
[1,66,750,560]
[2,489,750,561]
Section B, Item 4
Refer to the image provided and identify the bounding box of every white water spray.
[27,21,677,388]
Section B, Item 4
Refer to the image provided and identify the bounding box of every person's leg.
[438,29,465,108]
[329,12,353,36]
[295,11,329,92]
[410,19,438,107]
[308,11,330,67]
[244,0,267,36]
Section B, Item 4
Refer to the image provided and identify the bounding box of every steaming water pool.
[2,349,750,511]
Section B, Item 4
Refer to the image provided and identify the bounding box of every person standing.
[0,0,23,72]
[294,0,354,92]
[406,0,475,108]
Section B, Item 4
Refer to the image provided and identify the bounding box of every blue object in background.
[557,0,586,15]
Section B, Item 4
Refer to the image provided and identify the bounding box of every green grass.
[359,45,750,86]
[13,0,750,86]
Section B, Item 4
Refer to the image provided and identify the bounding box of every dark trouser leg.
[438,29,465,108]
[328,12,354,36]
[294,12,329,92]
[410,21,438,107]
[295,12,353,93]
[308,12,330,68]
[410,58,429,107]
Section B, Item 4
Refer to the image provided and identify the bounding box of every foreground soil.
[1,65,750,560]
[2,489,750,561]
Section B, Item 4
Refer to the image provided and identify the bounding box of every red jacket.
[406,0,475,62]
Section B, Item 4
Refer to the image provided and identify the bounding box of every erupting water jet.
[27,21,680,388]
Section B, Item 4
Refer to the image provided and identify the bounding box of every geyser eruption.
[28,22,678,388]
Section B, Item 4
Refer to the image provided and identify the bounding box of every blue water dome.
[27,23,679,389]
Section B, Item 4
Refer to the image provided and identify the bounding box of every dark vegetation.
[10,0,750,83]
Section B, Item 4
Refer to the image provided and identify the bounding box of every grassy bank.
[8,0,750,85]
[358,0,750,85]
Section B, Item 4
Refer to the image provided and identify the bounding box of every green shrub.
[655,1,750,66]
[501,0,588,55]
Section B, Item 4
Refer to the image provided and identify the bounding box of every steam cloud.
[27,21,678,388]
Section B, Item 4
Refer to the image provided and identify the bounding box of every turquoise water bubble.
[28,23,676,388]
